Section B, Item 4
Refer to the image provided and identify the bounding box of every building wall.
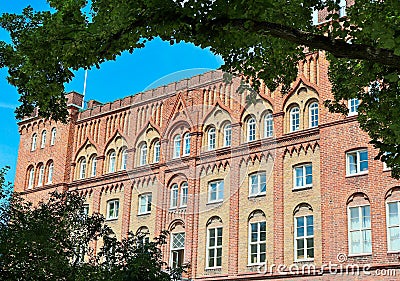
[14,51,400,280]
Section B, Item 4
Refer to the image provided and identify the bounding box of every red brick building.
[14,49,400,280]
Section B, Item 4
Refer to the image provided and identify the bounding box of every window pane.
[350,231,361,254]
[350,207,360,230]
[306,216,314,236]
[348,153,357,174]
[362,206,371,228]
[389,202,399,226]
[389,227,400,251]
[208,254,214,268]
[251,244,258,255]
[296,217,305,237]
[363,229,372,253]
[260,253,266,263]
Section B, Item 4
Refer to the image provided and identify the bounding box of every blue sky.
[0,1,222,184]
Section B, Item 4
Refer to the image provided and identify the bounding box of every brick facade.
[14,50,400,280]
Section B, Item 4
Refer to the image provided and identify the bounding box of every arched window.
[137,226,150,244]
[140,143,147,166]
[121,148,128,170]
[347,193,371,255]
[41,130,47,148]
[31,133,37,151]
[173,135,181,158]
[170,184,179,208]
[153,141,160,163]
[79,157,87,179]
[208,127,216,150]
[223,124,231,147]
[248,210,267,265]
[37,165,44,187]
[109,151,116,173]
[386,188,400,252]
[290,107,300,132]
[247,117,256,142]
[47,161,54,184]
[294,204,314,261]
[50,128,56,145]
[309,102,319,128]
[183,133,190,156]
[206,217,223,269]
[180,182,188,207]
[27,167,35,189]
[264,113,273,138]
[90,154,97,177]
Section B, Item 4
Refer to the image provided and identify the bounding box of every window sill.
[292,185,312,192]
[138,212,151,216]
[206,200,224,206]
[346,172,368,178]
[105,217,118,222]
[205,267,222,271]
[294,258,314,263]
[248,193,266,199]
[347,112,358,117]
[387,250,400,254]
[247,263,265,267]
[348,253,372,258]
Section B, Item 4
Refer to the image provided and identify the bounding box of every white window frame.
[223,124,232,147]
[138,194,152,215]
[170,232,185,268]
[47,162,53,184]
[206,227,223,269]
[290,107,300,132]
[346,149,368,176]
[183,133,190,156]
[386,201,400,252]
[348,98,359,116]
[208,180,224,203]
[249,172,267,197]
[109,151,116,172]
[28,168,34,189]
[247,117,256,142]
[79,158,86,179]
[90,155,97,177]
[293,164,313,189]
[140,144,147,166]
[348,204,372,255]
[173,135,181,159]
[50,128,56,145]
[294,215,314,261]
[31,133,37,151]
[153,141,160,163]
[248,221,267,265]
[170,184,179,209]
[309,102,319,128]
[208,127,216,150]
[120,149,128,170]
[180,182,188,207]
[37,165,44,187]
[107,199,119,220]
[264,113,273,138]
[41,130,47,148]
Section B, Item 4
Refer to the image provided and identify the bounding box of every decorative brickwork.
[14,51,400,280]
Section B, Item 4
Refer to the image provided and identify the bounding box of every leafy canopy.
[1,0,400,176]
[0,186,179,281]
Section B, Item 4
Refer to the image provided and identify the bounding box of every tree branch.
[220,18,400,67]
